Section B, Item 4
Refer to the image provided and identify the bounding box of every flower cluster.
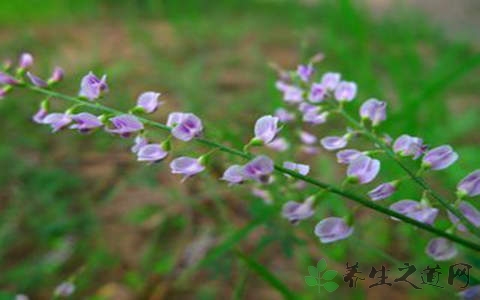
[2,52,480,264]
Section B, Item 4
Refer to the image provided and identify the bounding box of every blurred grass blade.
[236,252,296,300]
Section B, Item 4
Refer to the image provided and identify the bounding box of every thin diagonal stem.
[26,86,480,252]
[338,109,480,238]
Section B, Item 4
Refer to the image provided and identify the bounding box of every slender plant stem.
[337,109,480,238]
[26,86,480,252]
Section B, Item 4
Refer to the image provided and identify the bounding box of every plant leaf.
[308,266,318,277]
[317,258,327,273]
[304,276,318,287]
[322,270,338,281]
[323,281,339,292]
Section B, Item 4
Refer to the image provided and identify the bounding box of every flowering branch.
[2,52,480,260]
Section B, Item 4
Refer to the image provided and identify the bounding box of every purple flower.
[282,196,315,224]
[457,170,480,197]
[301,145,319,155]
[69,112,103,133]
[18,53,33,70]
[106,114,144,137]
[298,102,317,114]
[136,91,162,113]
[299,130,317,145]
[266,137,289,152]
[243,155,274,183]
[334,81,357,102]
[280,84,303,103]
[314,217,353,243]
[170,156,205,182]
[336,149,363,164]
[393,134,424,159]
[254,115,279,144]
[426,238,457,261]
[131,135,148,153]
[136,144,168,163]
[422,145,458,170]
[26,72,47,87]
[297,64,314,82]
[359,99,386,126]
[274,108,295,123]
[32,107,48,124]
[221,165,245,185]
[54,282,75,297]
[321,72,341,90]
[389,200,439,225]
[167,112,203,142]
[320,136,348,151]
[283,161,310,176]
[79,72,108,100]
[459,285,480,300]
[303,109,328,125]
[368,182,396,201]
[0,72,19,85]
[308,83,326,103]
[447,201,480,232]
[48,67,64,84]
[347,156,380,184]
[251,187,272,204]
[42,113,72,132]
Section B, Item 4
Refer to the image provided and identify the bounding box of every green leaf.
[304,276,318,286]
[308,266,318,277]
[322,270,338,281]
[323,281,339,292]
[317,258,327,273]
[237,252,296,299]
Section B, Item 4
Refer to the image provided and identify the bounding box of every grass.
[1,0,480,299]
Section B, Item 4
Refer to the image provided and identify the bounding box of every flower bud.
[421,145,458,171]
[314,217,353,243]
[425,238,457,261]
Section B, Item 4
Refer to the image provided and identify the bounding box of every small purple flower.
[167,112,204,142]
[336,149,363,164]
[301,145,319,155]
[18,53,33,70]
[0,72,19,85]
[314,217,353,243]
[79,72,108,100]
[299,130,317,145]
[106,114,144,137]
[321,72,341,90]
[297,64,314,82]
[393,134,424,159]
[457,170,480,197]
[131,135,148,153]
[170,156,205,182]
[282,85,303,103]
[334,81,357,102]
[254,115,279,144]
[267,137,289,152]
[347,156,380,184]
[298,102,317,114]
[48,67,64,84]
[26,72,47,87]
[303,109,328,125]
[69,112,103,133]
[389,200,438,225]
[320,136,348,151]
[274,108,295,123]
[459,285,480,300]
[32,107,48,124]
[42,113,72,132]
[447,201,480,232]
[359,98,386,126]
[426,238,457,261]
[137,144,168,163]
[221,165,245,186]
[54,282,75,297]
[243,155,274,183]
[283,161,310,176]
[422,145,458,170]
[308,83,326,103]
[136,91,162,113]
[368,182,396,201]
[282,196,315,224]
[251,187,272,204]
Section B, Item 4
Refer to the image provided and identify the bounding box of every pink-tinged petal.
[137,91,162,113]
[298,130,317,145]
[18,53,34,69]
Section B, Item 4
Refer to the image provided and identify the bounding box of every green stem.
[26,86,480,252]
[338,109,480,238]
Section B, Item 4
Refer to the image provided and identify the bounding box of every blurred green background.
[1,0,480,299]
